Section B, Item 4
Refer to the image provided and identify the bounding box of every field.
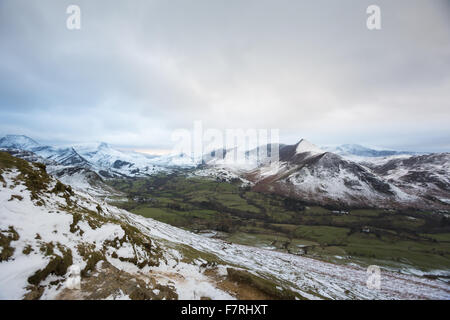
[107,172,450,273]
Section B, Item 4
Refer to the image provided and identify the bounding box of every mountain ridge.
[324,143,423,158]
[2,134,449,210]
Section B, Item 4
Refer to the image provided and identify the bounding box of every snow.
[0,135,40,151]
[323,144,421,158]
[105,289,131,300]
[190,167,252,187]
[0,169,236,300]
[295,139,324,155]
[149,261,235,300]
[123,208,450,300]
[341,154,413,164]
[1,135,190,178]
[70,142,197,172]
[259,161,286,178]
[0,253,47,299]
[149,153,197,167]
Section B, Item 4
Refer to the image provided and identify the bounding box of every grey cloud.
[0,0,449,151]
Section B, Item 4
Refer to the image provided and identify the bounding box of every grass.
[28,243,73,286]
[294,225,350,245]
[0,151,50,200]
[0,226,20,262]
[107,173,450,272]
[132,206,220,228]
[421,233,450,242]
[225,268,301,300]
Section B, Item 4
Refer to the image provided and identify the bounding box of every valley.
[107,172,450,274]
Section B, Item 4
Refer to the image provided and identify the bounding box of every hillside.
[1,152,449,299]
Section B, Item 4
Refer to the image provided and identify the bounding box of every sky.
[0,0,449,153]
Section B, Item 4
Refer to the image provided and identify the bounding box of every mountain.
[0,135,40,150]
[369,153,450,206]
[0,135,197,180]
[202,143,284,172]
[33,146,91,167]
[145,152,196,167]
[4,149,54,165]
[198,139,449,210]
[247,140,410,208]
[1,151,448,300]
[2,135,449,210]
[324,144,420,158]
[69,142,165,177]
[52,166,122,198]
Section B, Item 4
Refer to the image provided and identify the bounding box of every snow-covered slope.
[198,143,284,180]
[0,152,231,299]
[369,153,450,206]
[50,166,122,198]
[34,146,90,167]
[1,151,449,300]
[296,139,325,156]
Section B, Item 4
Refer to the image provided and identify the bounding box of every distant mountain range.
[0,134,194,178]
[323,144,422,158]
[1,134,449,210]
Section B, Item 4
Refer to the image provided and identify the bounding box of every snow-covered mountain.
[324,144,420,158]
[247,140,411,208]
[201,143,283,173]
[1,151,448,300]
[148,152,197,167]
[33,146,90,167]
[2,135,449,210]
[0,135,40,150]
[0,135,197,180]
[68,142,164,177]
[368,153,450,206]
[199,139,450,210]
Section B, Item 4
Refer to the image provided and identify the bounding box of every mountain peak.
[295,139,324,155]
[0,134,40,150]
[98,142,110,149]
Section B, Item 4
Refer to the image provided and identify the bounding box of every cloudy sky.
[0,0,449,152]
